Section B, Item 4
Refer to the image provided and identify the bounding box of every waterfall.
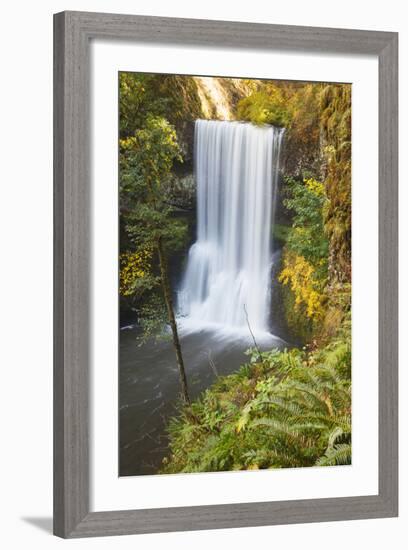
[178,119,284,335]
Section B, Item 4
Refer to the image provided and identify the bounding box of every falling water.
[178,119,284,335]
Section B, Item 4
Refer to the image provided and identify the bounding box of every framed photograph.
[54,11,398,538]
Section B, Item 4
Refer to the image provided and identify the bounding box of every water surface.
[119,326,286,476]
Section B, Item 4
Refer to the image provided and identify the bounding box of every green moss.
[236,89,291,127]
[320,84,352,284]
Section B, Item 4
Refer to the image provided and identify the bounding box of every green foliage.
[120,115,182,204]
[119,114,188,335]
[283,176,329,270]
[237,89,291,127]
[119,72,203,138]
[161,329,351,473]
[120,114,187,249]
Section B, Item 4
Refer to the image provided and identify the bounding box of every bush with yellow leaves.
[119,249,152,297]
[279,250,325,320]
[277,175,329,340]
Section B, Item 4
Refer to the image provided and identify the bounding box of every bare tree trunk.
[157,236,191,405]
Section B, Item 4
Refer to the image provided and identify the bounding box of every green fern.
[316,443,351,466]
[161,328,351,474]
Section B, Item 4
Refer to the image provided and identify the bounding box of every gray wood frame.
[54,11,398,538]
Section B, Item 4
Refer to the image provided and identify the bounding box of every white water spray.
[178,119,284,335]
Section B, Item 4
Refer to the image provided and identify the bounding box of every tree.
[120,115,191,404]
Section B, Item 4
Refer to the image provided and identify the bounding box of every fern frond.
[316,443,351,466]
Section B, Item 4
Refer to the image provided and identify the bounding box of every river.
[119,324,287,476]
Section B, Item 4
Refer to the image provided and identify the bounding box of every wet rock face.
[175,120,195,170]
[279,130,323,180]
[173,77,254,174]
